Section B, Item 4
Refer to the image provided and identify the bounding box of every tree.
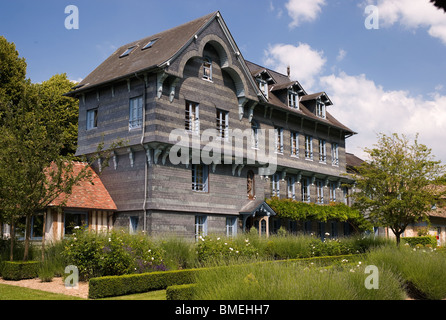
[431,0,446,12]
[0,36,27,108]
[350,133,445,245]
[33,74,79,156]
[0,88,88,261]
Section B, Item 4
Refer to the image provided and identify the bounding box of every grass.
[192,258,406,300]
[366,245,446,300]
[98,289,166,300]
[0,283,84,300]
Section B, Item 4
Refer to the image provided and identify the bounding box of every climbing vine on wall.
[266,197,373,232]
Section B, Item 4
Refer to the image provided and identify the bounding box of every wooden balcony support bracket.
[238,97,248,121]
[128,148,135,168]
[169,77,180,103]
[157,72,168,99]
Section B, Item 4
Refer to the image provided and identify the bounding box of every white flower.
[74,226,80,229]
[236,251,239,254]
[148,249,151,253]
[325,232,330,236]
[224,242,227,245]
[358,261,362,265]
[108,238,111,242]
[151,257,154,261]
[245,239,249,243]
[229,247,233,251]
[217,237,220,241]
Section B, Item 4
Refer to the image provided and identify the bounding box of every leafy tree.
[32,74,79,156]
[0,36,27,108]
[350,133,445,245]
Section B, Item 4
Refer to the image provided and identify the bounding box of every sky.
[1,0,445,163]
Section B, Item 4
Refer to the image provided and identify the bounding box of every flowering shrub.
[62,227,165,280]
[196,235,259,264]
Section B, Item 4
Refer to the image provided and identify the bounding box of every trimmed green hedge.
[402,236,437,248]
[1,261,40,281]
[166,283,197,300]
[88,269,200,299]
[89,254,359,299]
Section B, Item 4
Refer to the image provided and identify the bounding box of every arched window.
[203,57,212,81]
[247,170,255,200]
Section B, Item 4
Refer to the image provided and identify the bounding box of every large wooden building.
[66,11,358,239]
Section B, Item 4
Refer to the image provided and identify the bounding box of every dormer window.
[288,90,299,109]
[316,99,326,119]
[257,79,268,99]
[203,57,212,81]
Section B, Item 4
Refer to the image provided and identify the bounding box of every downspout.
[135,72,148,234]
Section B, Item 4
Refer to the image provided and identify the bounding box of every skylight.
[142,38,159,50]
[120,46,136,58]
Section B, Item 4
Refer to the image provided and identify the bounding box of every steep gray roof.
[71,12,217,93]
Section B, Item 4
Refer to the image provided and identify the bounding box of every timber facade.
[66,11,358,239]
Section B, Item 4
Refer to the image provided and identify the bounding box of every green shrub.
[88,268,199,299]
[166,283,197,300]
[62,227,166,280]
[2,261,40,280]
[401,236,437,248]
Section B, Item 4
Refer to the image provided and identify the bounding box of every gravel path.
[0,277,89,299]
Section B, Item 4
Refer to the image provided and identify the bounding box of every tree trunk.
[9,220,15,261]
[23,213,32,261]
[41,210,46,262]
[396,233,401,246]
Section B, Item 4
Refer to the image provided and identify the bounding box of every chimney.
[287,65,291,78]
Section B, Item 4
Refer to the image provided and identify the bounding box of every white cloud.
[320,72,446,162]
[285,0,326,28]
[368,0,446,45]
[263,42,326,90]
[336,49,347,62]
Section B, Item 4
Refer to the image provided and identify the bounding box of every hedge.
[166,283,197,300]
[88,268,200,299]
[1,261,40,281]
[401,236,437,248]
[89,254,359,299]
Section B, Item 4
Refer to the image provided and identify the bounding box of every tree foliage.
[350,133,445,245]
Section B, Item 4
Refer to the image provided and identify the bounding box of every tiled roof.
[49,162,117,211]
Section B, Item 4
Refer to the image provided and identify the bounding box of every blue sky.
[1,0,446,162]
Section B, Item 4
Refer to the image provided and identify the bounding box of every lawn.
[0,283,85,300]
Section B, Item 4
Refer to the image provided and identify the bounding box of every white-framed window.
[185,101,199,134]
[129,96,143,129]
[86,108,98,130]
[316,180,324,204]
[301,177,310,203]
[216,109,229,140]
[305,135,313,160]
[290,131,299,157]
[251,121,259,149]
[332,142,339,166]
[288,90,299,109]
[271,173,280,197]
[275,127,284,154]
[287,176,296,200]
[257,79,268,98]
[316,99,326,119]
[192,164,209,192]
[319,139,327,163]
[329,182,337,202]
[226,217,237,237]
[195,215,208,240]
[203,57,212,81]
